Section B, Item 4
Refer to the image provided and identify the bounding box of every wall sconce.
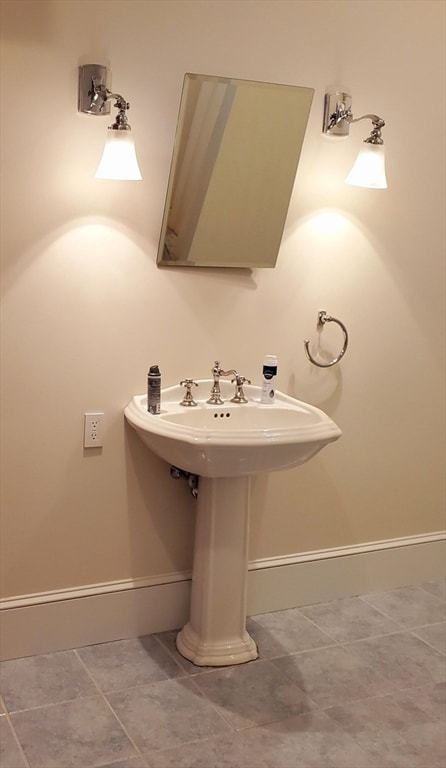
[323,91,387,189]
[78,64,142,181]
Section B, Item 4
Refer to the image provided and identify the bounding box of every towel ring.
[304,310,349,368]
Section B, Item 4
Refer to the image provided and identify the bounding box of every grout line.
[359,594,446,631]
[96,757,145,768]
[410,620,446,628]
[152,631,191,677]
[261,629,410,659]
[2,709,31,768]
[320,679,446,719]
[336,628,411,648]
[255,641,339,662]
[187,656,320,731]
[185,668,245,731]
[419,582,446,603]
[358,594,412,627]
[263,628,426,660]
[189,667,318,734]
[293,607,342,644]
[151,733,224,756]
[358,593,411,625]
[399,618,446,631]
[293,593,430,643]
[408,629,446,656]
[1,692,104,716]
[389,680,446,721]
[73,650,149,768]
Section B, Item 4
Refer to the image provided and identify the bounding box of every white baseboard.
[1,532,444,660]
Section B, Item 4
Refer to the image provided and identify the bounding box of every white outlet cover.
[84,412,104,448]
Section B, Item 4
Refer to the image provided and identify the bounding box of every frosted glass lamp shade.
[95,130,142,180]
[345,143,387,189]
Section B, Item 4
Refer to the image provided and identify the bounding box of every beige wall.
[1,0,444,600]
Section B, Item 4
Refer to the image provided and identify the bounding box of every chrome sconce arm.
[349,114,385,144]
[87,78,132,131]
[323,91,387,188]
[323,92,385,140]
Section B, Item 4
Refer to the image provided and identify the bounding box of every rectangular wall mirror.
[157,73,314,269]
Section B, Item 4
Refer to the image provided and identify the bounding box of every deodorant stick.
[261,355,278,404]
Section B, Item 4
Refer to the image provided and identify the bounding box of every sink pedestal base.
[176,476,258,667]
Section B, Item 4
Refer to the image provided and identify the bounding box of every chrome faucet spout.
[207,361,238,404]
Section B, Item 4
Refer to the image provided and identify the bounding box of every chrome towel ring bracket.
[304,310,349,368]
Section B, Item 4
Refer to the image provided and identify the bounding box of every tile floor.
[0,581,445,768]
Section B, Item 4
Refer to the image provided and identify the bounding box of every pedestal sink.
[125,379,341,666]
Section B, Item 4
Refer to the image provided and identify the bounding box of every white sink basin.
[125,379,341,478]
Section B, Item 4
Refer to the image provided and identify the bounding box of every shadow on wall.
[124,421,196,579]
[288,363,343,415]
[249,450,351,562]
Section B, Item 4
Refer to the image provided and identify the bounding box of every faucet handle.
[179,378,198,407]
[230,374,251,404]
[231,373,251,385]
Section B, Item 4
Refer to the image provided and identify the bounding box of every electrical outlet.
[84,412,104,448]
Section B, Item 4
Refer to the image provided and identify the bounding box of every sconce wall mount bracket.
[78,64,112,116]
[323,91,352,137]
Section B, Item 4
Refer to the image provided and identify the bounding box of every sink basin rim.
[124,381,342,447]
